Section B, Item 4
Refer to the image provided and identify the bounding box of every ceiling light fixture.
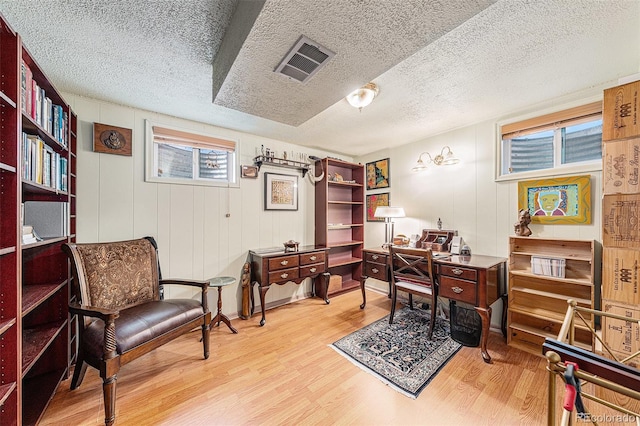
[345,82,379,111]
[412,146,460,172]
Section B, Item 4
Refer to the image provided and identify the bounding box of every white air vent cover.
[274,36,335,83]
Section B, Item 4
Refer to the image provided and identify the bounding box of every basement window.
[498,101,602,181]
[145,121,238,187]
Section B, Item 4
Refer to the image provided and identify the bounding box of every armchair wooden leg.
[202,320,210,359]
[103,375,117,426]
[408,294,414,309]
[428,294,436,340]
[389,286,397,324]
[70,355,87,390]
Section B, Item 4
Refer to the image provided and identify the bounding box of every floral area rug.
[330,307,461,399]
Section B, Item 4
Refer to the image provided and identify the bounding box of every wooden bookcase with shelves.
[314,158,364,298]
[0,12,76,425]
[507,236,596,356]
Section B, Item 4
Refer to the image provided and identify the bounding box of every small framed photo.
[241,165,258,178]
[93,122,132,156]
[366,192,390,222]
[366,158,390,190]
[265,173,298,210]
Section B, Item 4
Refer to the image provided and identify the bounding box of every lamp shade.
[346,82,379,109]
[374,206,405,218]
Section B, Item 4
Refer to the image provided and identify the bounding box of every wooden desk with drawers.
[249,246,330,326]
[362,247,507,363]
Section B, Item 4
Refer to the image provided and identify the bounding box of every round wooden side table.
[209,276,238,334]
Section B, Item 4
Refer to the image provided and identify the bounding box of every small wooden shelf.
[253,155,311,176]
[0,162,16,173]
[509,270,593,286]
[0,246,16,256]
[0,382,17,407]
[510,250,592,262]
[0,318,16,337]
[508,305,591,330]
[0,90,16,108]
[327,240,364,248]
[328,200,364,205]
[21,236,68,250]
[22,180,69,197]
[509,321,591,351]
[22,320,66,376]
[329,256,362,268]
[328,224,362,230]
[22,369,66,426]
[22,282,67,317]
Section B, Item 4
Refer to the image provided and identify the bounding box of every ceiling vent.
[274,36,335,83]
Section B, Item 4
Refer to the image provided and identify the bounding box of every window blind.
[152,126,236,152]
[501,102,602,139]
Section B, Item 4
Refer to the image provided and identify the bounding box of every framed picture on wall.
[517,174,591,224]
[366,192,390,222]
[366,158,390,190]
[265,173,298,210]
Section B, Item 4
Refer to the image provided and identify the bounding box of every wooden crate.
[602,248,640,305]
[601,300,640,358]
[603,194,640,248]
[603,138,640,195]
[603,80,640,141]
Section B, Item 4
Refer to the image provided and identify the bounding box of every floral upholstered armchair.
[62,237,211,426]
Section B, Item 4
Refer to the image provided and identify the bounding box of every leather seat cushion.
[82,299,205,359]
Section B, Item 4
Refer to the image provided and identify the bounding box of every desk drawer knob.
[372,268,379,273]
[280,272,289,279]
[452,286,464,294]
[310,267,317,273]
[372,255,379,260]
[280,260,289,266]
[310,255,317,261]
[452,268,463,276]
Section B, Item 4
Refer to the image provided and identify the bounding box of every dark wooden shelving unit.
[0,11,77,424]
[315,158,365,297]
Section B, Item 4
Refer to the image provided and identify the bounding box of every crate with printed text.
[603,194,640,248]
[602,247,640,305]
[603,138,640,195]
[603,80,640,141]
[601,300,640,358]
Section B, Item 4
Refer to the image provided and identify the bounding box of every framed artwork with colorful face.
[518,175,591,224]
[366,158,390,190]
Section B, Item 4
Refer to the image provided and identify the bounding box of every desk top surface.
[250,245,330,257]
[364,247,506,269]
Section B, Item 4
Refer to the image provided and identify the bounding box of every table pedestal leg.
[211,286,238,334]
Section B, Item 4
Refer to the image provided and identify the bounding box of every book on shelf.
[531,256,566,278]
[22,132,68,191]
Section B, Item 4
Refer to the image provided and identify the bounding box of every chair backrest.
[389,246,435,288]
[63,237,161,312]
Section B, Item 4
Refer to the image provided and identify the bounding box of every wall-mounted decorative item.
[366,192,389,222]
[241,165,258,178]
[93,122,132,156]
[518,175,591,224]
[265,173,298,210]
[366,158,390,190]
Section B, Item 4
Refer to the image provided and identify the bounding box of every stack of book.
[21,132,68,191]
[531,256,566,278]
[22,225,42,245]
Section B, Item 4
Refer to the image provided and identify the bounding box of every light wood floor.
[41,290,555,425]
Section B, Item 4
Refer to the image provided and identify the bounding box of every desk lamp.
[374,206,405,248]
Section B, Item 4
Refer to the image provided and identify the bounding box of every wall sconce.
[346,82,379,111]
[411,146,459,172]
[374,206,405,248]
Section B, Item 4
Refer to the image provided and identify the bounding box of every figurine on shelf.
[514,209,532,237]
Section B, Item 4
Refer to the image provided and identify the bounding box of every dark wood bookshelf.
[0,11,75,424]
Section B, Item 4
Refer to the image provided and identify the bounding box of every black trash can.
[449,300,482,347]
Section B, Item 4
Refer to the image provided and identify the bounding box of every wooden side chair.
[389,246,438,339]
[62,237,211,426]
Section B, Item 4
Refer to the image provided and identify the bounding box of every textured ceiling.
[0,0,639,157]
